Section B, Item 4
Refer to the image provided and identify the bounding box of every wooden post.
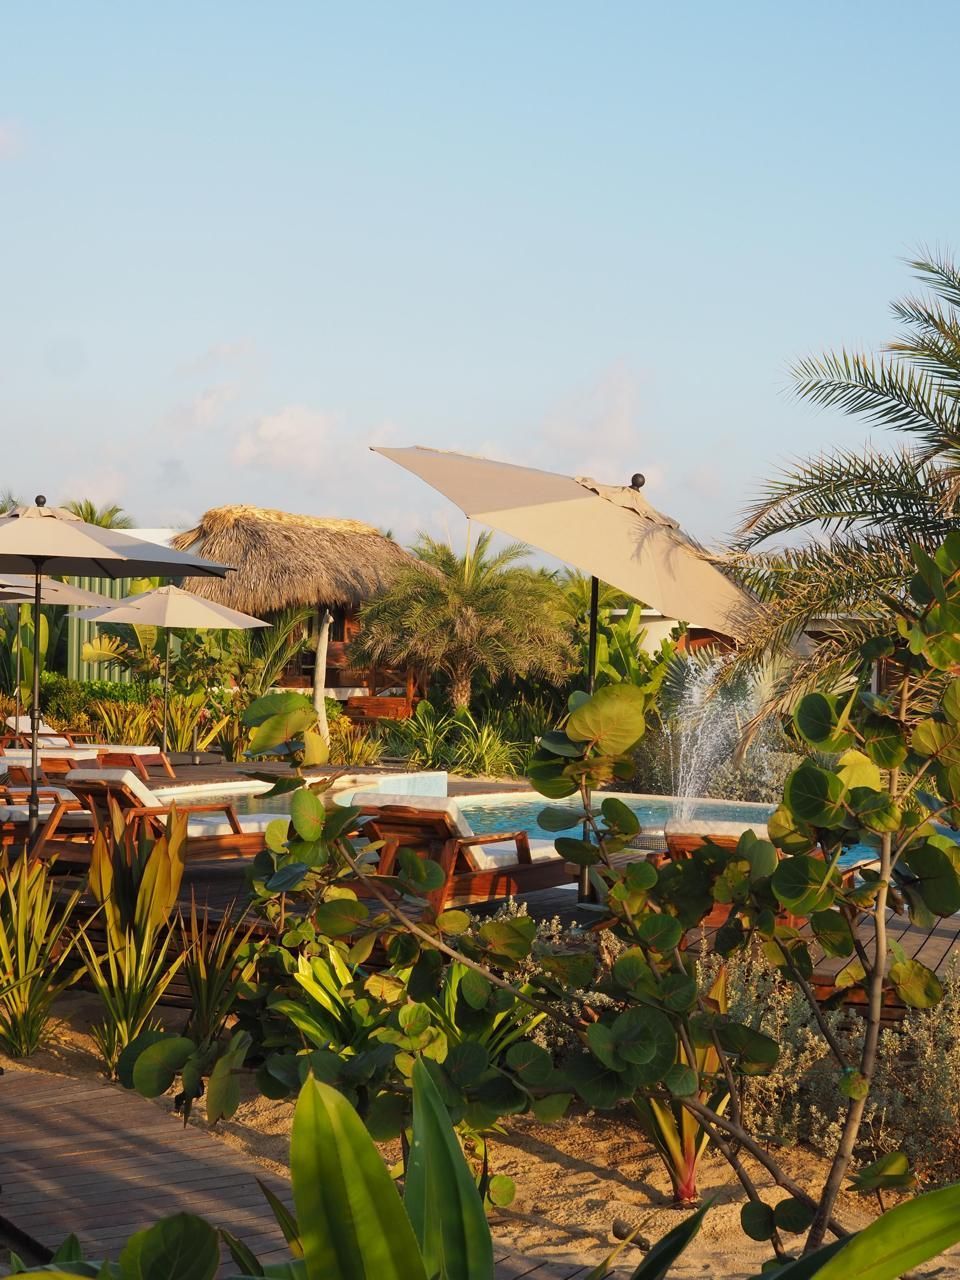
[312,608,333,743]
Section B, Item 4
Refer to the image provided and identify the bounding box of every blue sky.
[2,2,957,549]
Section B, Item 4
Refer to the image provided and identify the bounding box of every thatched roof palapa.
[172,505,414,615]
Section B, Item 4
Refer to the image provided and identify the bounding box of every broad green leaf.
[554,836,601,867]
[836,749,882,792]
[771,855,835,915]
[861,716,907,769]
[848,1151,917,1192]
[404,1058,494,1280]
[611,1006,676,1081]
[601,796,641,835]
[265,819,290,854]
[637,914,683,953]
[291,1076,427,1280]
[247,706,318,755]
[810,1181,960,1280]
[313,899,369,937]
[537,805,585,832]
[118,1213,219,1280]
[794,693,852,751]
[715,1021,779,1074]
[740,1200,775,1241]
[773,1197,816,1234]
[290,789,325,842]
[766,805,817,856]
[810,910,855,959]
[436,909,471,935]
[783,764,846,827]
[900,840,960,915]
[243,691,315,727]
[477,916,536,963]
[505,1041,552,1086]
[888,957,943,1009]
[911,718,960,765]
[302,729,329,766]
[132,1036,196,1098]
[459,969,491,1010]
[566,684,650,755]
[532,1093,572,1123]
[663,1064,698,1096]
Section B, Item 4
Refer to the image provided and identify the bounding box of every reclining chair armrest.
[169,802,244,834]
[458,829,533,863]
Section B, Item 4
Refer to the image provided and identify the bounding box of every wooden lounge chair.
[2,718,175,778]
[350,791,574,912]
[39,768,289,864]
[0,784,93,851]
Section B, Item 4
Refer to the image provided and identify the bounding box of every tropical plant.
[90,699,157,746]
[77,806,188,1072]
[448,710,521,777]
[352,530,574,710]
[632,966,730,1204]
[181,898,258,1047]
[731,251,960,717]
[61,499,135,528]
[327,717,384,766]
[0,853,82,1056]
[163,689,230,753]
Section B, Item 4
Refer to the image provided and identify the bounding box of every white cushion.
[2,746,102,762]
[86,744,163,756]
[5,716,71,747]
[186,811,290,838]
[65,768,158,808]
[351,791,474,839]
[467,840,561,870]
[0,803,92,830]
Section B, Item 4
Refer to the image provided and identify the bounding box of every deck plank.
[0,1071,294,1270]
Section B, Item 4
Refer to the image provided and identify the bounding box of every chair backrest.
[4,715,71,748]
[350,791,474,838]
[64,768,160,826]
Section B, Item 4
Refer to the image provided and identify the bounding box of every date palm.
[351,530,574,710]
[731,251,960,712]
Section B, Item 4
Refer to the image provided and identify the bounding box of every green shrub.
[41,673,147,722]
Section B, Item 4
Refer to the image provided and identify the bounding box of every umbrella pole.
[578,576,601,902]
[162,635,170,756]
[13,604,22,732]
[27,564,43,845]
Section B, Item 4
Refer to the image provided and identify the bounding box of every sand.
[2,992,958,1279]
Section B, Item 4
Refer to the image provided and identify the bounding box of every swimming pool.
[457,793,773,840]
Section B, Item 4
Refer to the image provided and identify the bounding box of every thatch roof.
[172,505,414,614]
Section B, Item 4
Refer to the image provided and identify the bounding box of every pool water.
[457,794,773,839]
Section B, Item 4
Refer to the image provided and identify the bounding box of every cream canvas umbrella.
[77,585,267,753]
[0,577,117,736]
[0,497,231,837]
[372,447,753,645]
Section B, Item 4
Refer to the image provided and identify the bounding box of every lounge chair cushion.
[2,747,102,762]
[351,791,475,838]
[466,840,560,870]
[186,811,290,838]
[66,768,158,808]
[86,744,165,757]
[0,804,92,829]
[4,716,72,748]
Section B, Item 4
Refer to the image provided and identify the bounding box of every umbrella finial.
[630,473,645,490]
[35,495,46,507]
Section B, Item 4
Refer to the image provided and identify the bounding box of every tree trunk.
[449,667,472,711]
[312,609,333,743]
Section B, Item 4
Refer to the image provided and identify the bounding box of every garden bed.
[6,993,958,1279]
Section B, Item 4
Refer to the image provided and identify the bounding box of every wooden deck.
[0,1070,294,1268]
[0,1070,631,1277]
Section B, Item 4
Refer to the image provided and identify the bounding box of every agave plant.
[78,804,188,1072]
[0,853,82,1056]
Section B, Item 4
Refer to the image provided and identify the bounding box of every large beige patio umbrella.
[77,585,267,753]
[0,498,231,837]
[372,446,754,641]
[0,577,117,735]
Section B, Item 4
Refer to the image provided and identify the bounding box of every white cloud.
[232,405,339,471]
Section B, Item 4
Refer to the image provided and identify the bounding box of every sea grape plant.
[113,534,960,1272]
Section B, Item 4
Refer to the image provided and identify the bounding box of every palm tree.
[730,251,960,710]
[62,499,135,528]
[351,531,574,710]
